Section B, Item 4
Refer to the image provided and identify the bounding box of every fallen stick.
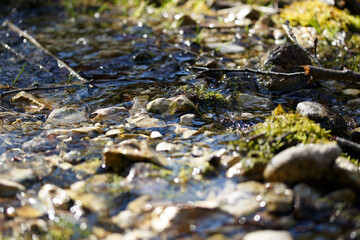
[303,65,360,84]
[3,20,88,82]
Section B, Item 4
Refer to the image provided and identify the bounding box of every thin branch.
[188,66,306,77]
[0,85,82,98]
[3,20,88,82]
[284,20,322,67]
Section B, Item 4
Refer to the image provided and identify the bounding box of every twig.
[3,20,88,82]
[0,41,52,74]
[189,66,306,77]
[0,85,82,98]
[284,20,322,67]
[303,65,360,84]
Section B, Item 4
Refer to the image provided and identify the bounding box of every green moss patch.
[231,105,332,164]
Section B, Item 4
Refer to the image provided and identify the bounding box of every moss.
[179,85,228,111]
[46,216,91,240]
[231,105,332,169]
[274,0,360,34]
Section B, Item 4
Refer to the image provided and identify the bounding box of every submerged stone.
[263,143,341,183]
[228,93,273,111]
[103,139,168,170]
[46,107,88,125]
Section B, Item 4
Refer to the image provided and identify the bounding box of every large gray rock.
[243,230,294,240]
[296,101,348,137]
[103,139,168,170]
[263,143,341,183]
[257,44,311,92]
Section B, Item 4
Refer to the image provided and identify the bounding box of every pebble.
[243,230,294,240]
[180,113,196,126]
[0,178,25,197]
[103,139,168,170]
[263,143,341,183]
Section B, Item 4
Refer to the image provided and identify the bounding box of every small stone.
[243,230,294,240]
[146,98,172,114]
[130,96,149,115]
[0,178,25,197]
[180,113,196,126]
[207,42,245,54]
[296,101,348,137]
[263,182,294,213]
[46,107,88,125]
[127,116,166,128]
[156,142,179,152]
[15,205,44,218]
[331,157,360,189]
[38,184,70,209]
[263,143,341,183]
[168,95,197,115]
[91,106,130,124]
[103,139,168,170]
[150,131,162,139]
[315,188,356,210]
[182,129,199,139]
[71,126,103,135]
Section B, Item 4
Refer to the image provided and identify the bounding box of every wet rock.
[146,98,172,114]
[226,157,267,180]
[103,139,168,170]
[182,129,200,139]
[296,101,349,137]
[315,188,355,210]
[218,181,265,217]
[243,230,294,240]
[168,95,197,115]
[331,157,360,189]
[263,143,341,183]
[11,91,52,114]
[38,184,70,209]
[0,178,25,197]
[22,137,57,153]
[65,189,112,215]
[257,44,311,92]
[71,125,103,135]
[91,106,130,124]
[46,107,88,125]
[15,205,44,218]
[1,167,36,184]
[263,182,294,213]
[127,116,166,128]
[229,93,273,111]
[179,14,197,26]
[180,113,196,126]
[130,96,149,115]
[320,80,346,93]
